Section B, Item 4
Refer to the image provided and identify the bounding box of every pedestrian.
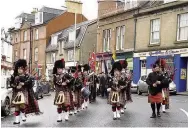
[88,71,99,102]
[53,59,73,122]
[100,72,107,98]
[108,61,127,120]
[10,59,42,125]
[146,59,166,118]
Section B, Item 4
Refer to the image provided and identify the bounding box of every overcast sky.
[0,0,98,30]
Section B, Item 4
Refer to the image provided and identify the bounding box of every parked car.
[131,81,138,93]
[33,80,43,100]
[40,80,51,94]
[137,75,177,95]
[1,76,12,116]
[137,75,148,95]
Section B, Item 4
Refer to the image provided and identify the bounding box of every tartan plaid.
[74,90,82,107]
[54,91,71,106]
[148,93,163,103]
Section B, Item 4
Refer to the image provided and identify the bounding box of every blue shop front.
[133,48,188,92]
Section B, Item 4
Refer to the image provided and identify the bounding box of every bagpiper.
[53,59,74,122]
[146,59,167,118]
[70,66,83,114]
[108,61,127,120]
[159,59,171,113]
[119,59,133,114]
[10,59,42,125]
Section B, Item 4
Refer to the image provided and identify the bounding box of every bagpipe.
[12,75,28,105]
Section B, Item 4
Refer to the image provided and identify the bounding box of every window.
[103,29,111,52]
[34,48,38,62]
[15,33,18,42]
[141,60,146,68]
[23,49,26,59]
[164,0,177,3]
[51,53,56,63]
[69,30,75,42]
[39,12,43,23]
[150,19,160,44]
[116,26,125,50]
[68,50,74,61]
[52,36,58,45]
[177,13,188,41]
[35,29,39,40]
[23,31,27,41]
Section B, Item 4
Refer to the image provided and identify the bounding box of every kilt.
[74,90,82,107]
[148,93,163,103]
[108,91,125,106]
[54,91,71,106]
[25,88,42,115]
[11,88,29,107]
[162,88,170,109]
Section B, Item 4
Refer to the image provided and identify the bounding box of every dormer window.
[164,0,177,3]
[15,17,23,29]
[35,12,43,24]
[68,28,80,42]
[124,0,137,10]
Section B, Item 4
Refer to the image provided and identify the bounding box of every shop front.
[96,52,133,74]
[133,48,188,92]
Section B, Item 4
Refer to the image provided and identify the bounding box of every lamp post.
[61,6,77,66]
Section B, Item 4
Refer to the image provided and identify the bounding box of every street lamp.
[61,6,77,66]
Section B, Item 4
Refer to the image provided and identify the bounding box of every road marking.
[180,108,188,118]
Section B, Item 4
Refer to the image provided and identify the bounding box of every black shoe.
[150,113,156,118]
[22,119,26,122]
[163,111,166,113]
[57,120,62,122]
[157,112,161,117]
[13,122,20,125]
[113,117,117,120]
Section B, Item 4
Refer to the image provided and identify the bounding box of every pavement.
[1,92,188,127]
[177,91,188,96]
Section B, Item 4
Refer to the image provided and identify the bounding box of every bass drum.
[81,87,91,98]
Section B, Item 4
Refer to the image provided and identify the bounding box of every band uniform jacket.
[146,72,165,96]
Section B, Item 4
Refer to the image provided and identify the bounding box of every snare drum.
[81,87,91,98]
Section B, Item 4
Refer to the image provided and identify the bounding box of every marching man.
[53,59,73,122]
[10,59,42,125]
[108,61,127,120]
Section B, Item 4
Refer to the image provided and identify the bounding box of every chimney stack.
[65,0,83,14]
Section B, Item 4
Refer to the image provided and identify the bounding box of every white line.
[180,108,188,118]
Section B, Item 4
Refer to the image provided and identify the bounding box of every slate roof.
[58,20,93,49]
[39,6,64,15]
[15,13,35,23]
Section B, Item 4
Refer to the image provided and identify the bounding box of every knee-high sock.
[117,106,121,110]
[156,103,161,113]
[14,111,20,116]
[151,103,155,114]
[57,108,62,114]
[112,105,116,112]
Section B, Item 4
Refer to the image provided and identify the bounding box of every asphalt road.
[1,93,188,127]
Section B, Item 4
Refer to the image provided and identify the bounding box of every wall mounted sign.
[180,68,186,80]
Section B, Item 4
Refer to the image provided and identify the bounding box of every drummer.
[81,64,91,109]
